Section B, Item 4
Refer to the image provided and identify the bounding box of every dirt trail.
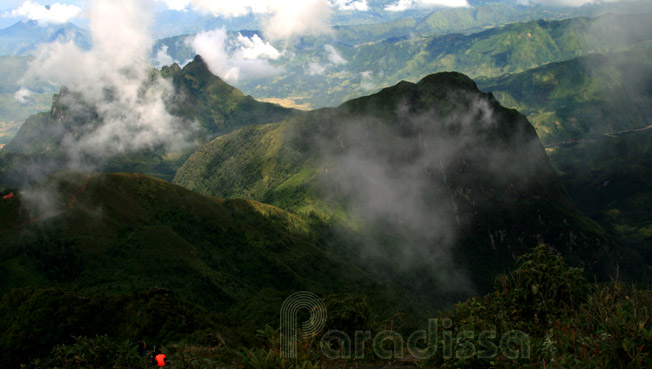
[0,175,92,233]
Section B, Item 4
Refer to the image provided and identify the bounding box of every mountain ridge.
[0,55,298,188]
[174,70,613,294]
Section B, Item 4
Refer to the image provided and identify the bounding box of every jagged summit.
[0,56,297,187]
[168,54,243,97]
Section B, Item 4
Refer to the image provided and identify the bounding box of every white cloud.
[236,33,282,60]
[307,62,327,75]
[22,0,192,163]
[190,28,283,82]
[385,0,412,11]
[518,0,633,5]
[385,0,469,12]
[264,0,333,40]
[306,44,346,75]
[330,0,369,11]
[153,45,175,68]
[182,0,270,17]
[325,44,346,65]
[158,0,190,11]
[5,1,82,24]
[157,0,334,40]
[159,0,368,16]
[360,70,374,90]
[14,87,32,104]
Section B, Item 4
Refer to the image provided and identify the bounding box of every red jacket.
[155,353,166,366]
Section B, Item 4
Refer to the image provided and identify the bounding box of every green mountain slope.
[233,13,652,109]
[161,55,296,134]
[479,46,652,144]
[0,56,297,187]
[0,172,395,365]
[474,46,652,265]
[548,129,652,266]
[174,71,613,293]
[0,20,91,56]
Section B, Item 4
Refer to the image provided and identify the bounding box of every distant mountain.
[152,9,262,39]
[333,2,578,45]
[0,21,86,135]
[0,55,56,143]
[548,129,652,272]
[154,12,652,110]
[227,13,652,109]
[0,20,90,56]
[0,55,297,186]
[479,46,652,144]
[174,71,614,293]
[476,47,652,275]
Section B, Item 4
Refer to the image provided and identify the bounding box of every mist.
[283,81,557,299]
[8,0,196,216]
[190,28,283,83]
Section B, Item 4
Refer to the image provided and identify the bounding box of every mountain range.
[479,45,652,145]
[0,55,296,187]
[1,3,652,367]
[0,20,90,56]
[1,66,600,364]
[230,12,652,109]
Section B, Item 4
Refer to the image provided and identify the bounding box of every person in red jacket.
[155,353,166,367]
[151,348,167,367]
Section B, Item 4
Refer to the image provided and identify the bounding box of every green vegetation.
[17,246,651,368]
[0,56,298,187]
[432,245,652,369]
[0,172,415,367]
[548,129,652,270]
[232,13,652,109]
[473,45,652,281]
[473,44,652,275]
[174,71,615,294]
[1,13,650,366]
[479,46,652,144]
[162,55,298,134]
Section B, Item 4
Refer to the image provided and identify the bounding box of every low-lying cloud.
[325,44,347,65]
[13,87,32,104]
[264,0,333,40]
[4,1,82,24]
[21,0,193,164]
[190,28,283,82]
[153,45,175,68]
[385,0,469,12]
[331,0,370,11]
[10,0,197,216]
[308,89,549,297]
[306,44,347,75]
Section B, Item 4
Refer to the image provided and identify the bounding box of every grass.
[0,172,410,366]
[20,245,652,369]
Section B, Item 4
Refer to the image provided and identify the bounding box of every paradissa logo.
[280,292,530,361]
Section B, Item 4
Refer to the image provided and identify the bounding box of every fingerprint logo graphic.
[280,291,327,359]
